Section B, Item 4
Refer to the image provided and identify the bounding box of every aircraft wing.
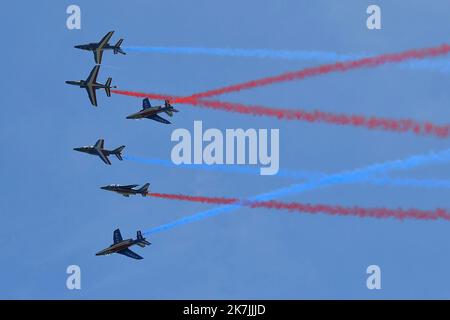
[86,86,98,106]
[121,184,139,189]
[147,114,171,124]
[98,31,114,49]
[117,248,143,260]
[142,98,152,109]
[93,49,104,65]
[94,139,105,149]
[113,229,123,244]
[97,150,112,165]
[86,65,100,84]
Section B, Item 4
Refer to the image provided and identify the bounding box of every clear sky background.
[1,0,450,299]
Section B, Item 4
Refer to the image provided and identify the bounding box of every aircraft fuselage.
[126,107,167,119]
[65,79,108,90]
[96,239,136,256]
[116,189,135,196]
[73,146,115,159]
[73,146,103,156]
[101,184,149,197]
[102,187,139,196]
[75,43,116,51]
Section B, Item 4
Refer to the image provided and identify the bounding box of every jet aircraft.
[96,229,150,260]
[101,183,150,197]
[126,98,179,124]
[65,65,116,106]
[73,139,125,165]
[74,31,126,64]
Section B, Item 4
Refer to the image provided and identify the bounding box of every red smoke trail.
[112,90,177,101]
[112,90,450,138]
[113,44,450,104]
[149,193,237,204]
[148,192,450,222]
[190,100,450,138]
[173,44,450,101]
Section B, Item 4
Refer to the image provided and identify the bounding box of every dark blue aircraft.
[65,65,116,106]
[101,183,150,197]
[73,139,125,165]
[74,31,126,64]
[126,98,179,124]
[96,229,151,260]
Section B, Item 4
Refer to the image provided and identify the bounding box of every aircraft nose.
[73,147,82,152]
[100,186,108,190]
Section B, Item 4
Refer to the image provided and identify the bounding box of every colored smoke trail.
[123,155,323,180]
[123,46,364,62]
[124,46,450,73]
[404,59,450,73]
[148,192,450,222]
[171,44,450,102]
[149,192,236,205]
[112,90,450,138]
[115,44,450,106]
[143,148,450,235]
[124,155,450,189]
[189,100,450,138]
[370,177,450,189]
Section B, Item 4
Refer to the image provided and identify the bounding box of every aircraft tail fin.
[114,39,126,55]
[136,230,151,247]
[113,145,125,160]
[163,100,179,117]
[105,78,114,97]
[138,183,150,196]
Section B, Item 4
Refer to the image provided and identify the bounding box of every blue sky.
[1,0,450,299]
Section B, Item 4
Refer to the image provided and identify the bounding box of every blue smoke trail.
[143,148,450,235]
[123,46,450,73]
[123,155,323,180]
[370,177,450,189]
[124,46,363,62]
[124,155,450,189]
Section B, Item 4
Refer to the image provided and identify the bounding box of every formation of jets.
[68,31,182,260]
[66,31,180,121]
